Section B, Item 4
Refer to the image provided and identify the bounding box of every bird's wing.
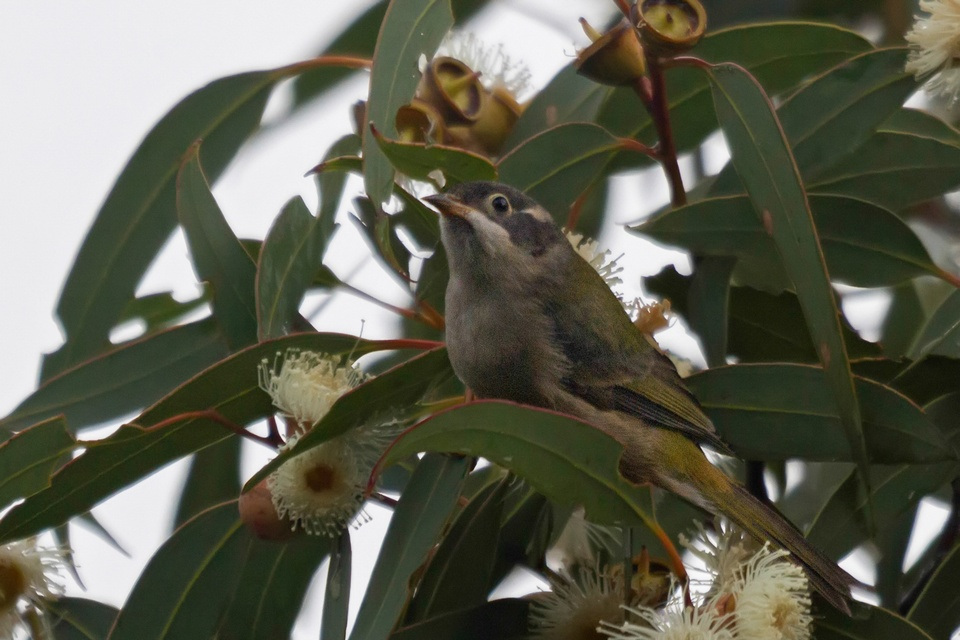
[547,252,731,453]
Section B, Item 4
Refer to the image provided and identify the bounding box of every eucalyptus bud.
[633,0,707,55]
[395,99,445,143]
[416,56,484,125]
[467,86,524,155]
[575,18,647,86]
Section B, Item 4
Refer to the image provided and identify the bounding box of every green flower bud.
[467,86,523,156]
[416,56,484,125]
[395,99,446,143]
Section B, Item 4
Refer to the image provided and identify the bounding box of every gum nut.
[417,56,484,124]
[239,478,296,541]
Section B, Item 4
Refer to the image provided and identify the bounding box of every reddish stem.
[638,56,687,207]
[142,409,277,449]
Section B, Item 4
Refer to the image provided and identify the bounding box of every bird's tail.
[706,477,856,614]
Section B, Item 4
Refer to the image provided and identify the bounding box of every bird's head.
[423,181,567,284]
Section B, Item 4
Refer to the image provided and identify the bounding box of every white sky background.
[1,1,951,637]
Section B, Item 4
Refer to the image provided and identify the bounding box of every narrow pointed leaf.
[177,145,258,348]
[257,197,326,340]
[909,289,960,360]
[497,123,620,222]
[686,364,950,463]
[315,133,361,242]
[373,129,497,184]
[815,599,935,640]
[810,108,960,210]
[217,532,332,640]
[407,475,510,620]
[348,454,469,640]
[635,194,939,288]
[0,416,76,509]
[321,532,352,640]
[49,598,119,640]
[107,502,249,640]
[362,0,453,209]
[688,257,736,367]
[173,438,241,528]
[0,335,431,543]
[391,599,530,640]
[807,461,957,560]
[43,71,275,377]
[119,288,210,331]
[2,320,226,434]
[378,401,660,530]
[707,62,870,512]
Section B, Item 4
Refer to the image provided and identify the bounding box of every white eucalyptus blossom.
[906,0,960,101]
[599,594,735,640]
[436,31,533,97]
[532,566,625,640]
[0,539,67,638]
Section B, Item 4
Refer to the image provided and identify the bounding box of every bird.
[423,180,856,613]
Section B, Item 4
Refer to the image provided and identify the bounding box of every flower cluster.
[906,0,960,102]
[0,539,66,638]
[532,521,813,640]
[245,349,397,538]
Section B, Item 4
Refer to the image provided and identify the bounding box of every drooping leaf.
[688,257,736,367]
[257,197,327,340]
[497,123,620,222]
[348,454,469,640]
[907,540,960,639]
[909,289,960,360]
[686,364,950,463]
[362,0,453,210]
[217,531,332,640]
[118,288,210,332]
[246,346,453,488]
[634,194,939,288]
[806,461,957,560]
[177,144,259,349]
[851,356,960,407]
[315,133,361,243]
[406,475,510,620]
[810,108,960,210]
[373,129,497,184]
[321,532,352,640]
[1,319,227,434]
[108,502,250,640]
[378,401,661,530]
[0,335,435,543]
[173,437,241,528]
[708,62,870,512]
[351,195,412,282]
[0,416,75,510]
[814,598,935,640]
[43,70,277,377]
[49,597,119,640]
[390,599,530,640]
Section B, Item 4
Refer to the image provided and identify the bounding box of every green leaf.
[217,532,332,640]
[373,128,497,184]
[379,401,660,530]
[851,356,960,407]
[177,144,259,349]
[390,599,530,640]
[119,288,210,332]
[634,194,939,288]
[407,475,510,620]
[43,70,277,378]
[645,266,881,364]
[815,599,935,640]
[778,48,917,180]
[257,197,326,340]
[504,64,611,151]
[0,416,75,510]
[352,195,412,281]
[0,335,428,543]
[349,454,469,640]
[492,487,553,584]
[599,22,871,166]
[497,123,620,222]
[686,364,950,463]
[108,502,249,640]
[688,257,736,367]
[315,133,361,242]
[807,461,957,560]
[708,62,870,514]
[321,532,351,640]
[49,597,119,640]
[909,289,960,360]
[246,346,453,488]
[810,108,960,210]
[173,437,241,528]
[362,0,453,209]
[1,319,227,434]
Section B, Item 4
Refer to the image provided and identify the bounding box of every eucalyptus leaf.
[373,129,497,184]
[0,416,75,510]
[49,597,119,640]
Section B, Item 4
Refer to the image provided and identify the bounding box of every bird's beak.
[423,193,473,219]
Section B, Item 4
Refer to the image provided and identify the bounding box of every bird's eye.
[490,195,510,214]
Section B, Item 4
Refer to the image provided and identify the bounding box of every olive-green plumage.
[425,181,856,613]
